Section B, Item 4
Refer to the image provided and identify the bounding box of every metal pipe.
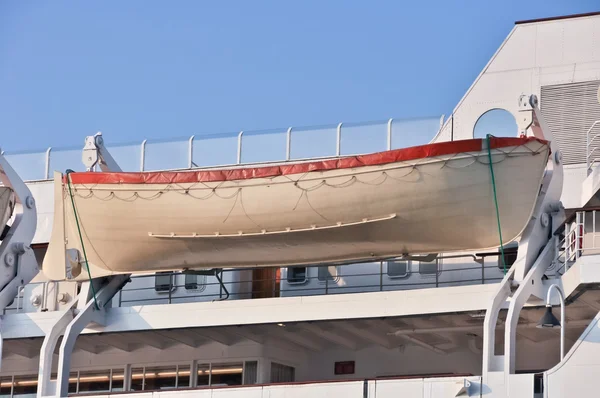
[336,123,342,156]
[188,136,195,168]
[237,131,244,164]
[387,119,393,150]
[45,147,52,179]
[546,284,566,360]
[140,140,147,171]
[286,127,292,161]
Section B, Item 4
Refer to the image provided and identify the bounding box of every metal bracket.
[37,274,130,397]
[0,152,39,371]
[81,132,122,172]
[482,94,565,389]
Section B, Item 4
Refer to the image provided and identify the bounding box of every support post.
[0,152,39,370]
[37,275,130,398]
[82,133,122,172]
[481,94,565,395]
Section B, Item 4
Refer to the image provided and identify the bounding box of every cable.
[65,169,100,310]
[486,135,506,275]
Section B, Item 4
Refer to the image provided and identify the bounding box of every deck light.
[536,284,565,360]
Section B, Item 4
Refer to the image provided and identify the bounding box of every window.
[110,369,125,392]
[12,375,37,396]
[76,369,111,393]
[387,261,409,278]
[155,272,174,292]
[196,364,210,387]
[419,259,441,276]
[287,267,307,284]
[317,266,339,282]
[130,367,144,391]
[270,362,295,383]
[243,361,258,385]
[196,362,249,387]
[130,365,189,391]
[210,363,243,387]
[184,274,206,291]
[143,366,177,390]
[0,376,12,396]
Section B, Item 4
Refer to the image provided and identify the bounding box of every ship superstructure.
[0,11,599,398]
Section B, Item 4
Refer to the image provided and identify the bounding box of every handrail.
[3,116,444,182]
[585,120,600,173]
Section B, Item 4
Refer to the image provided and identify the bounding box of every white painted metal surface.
[42,139,549,279]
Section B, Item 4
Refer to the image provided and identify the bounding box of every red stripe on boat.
[65,137,547,185]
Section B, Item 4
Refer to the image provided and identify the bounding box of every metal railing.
[0,116,443,182]
[112,255,513,308]
[585,120,600,174]
[555,210,600,274]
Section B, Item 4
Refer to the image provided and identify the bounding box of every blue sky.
[0,0,598,153]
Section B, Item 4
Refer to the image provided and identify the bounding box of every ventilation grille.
[541,80,600,165]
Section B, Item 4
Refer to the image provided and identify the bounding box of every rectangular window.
[130,367,144,391]
[270,362,295,383]
[184,274,206,291]
[287,267,307,284]
[197,364,210,387]
[143,365,177,390]
[12,375,37,396]
[210,363,243,387]
[155,272,174,292]
[317,266,338,282]
[387,261,409,278]
[111,368,125,392]
[243,361,258,385]
[0,376,13,396]
[418,259,441,276]
[185,274,198,290]
[177,365,191,388]
[68,372,78,394]
[77,369,111,393]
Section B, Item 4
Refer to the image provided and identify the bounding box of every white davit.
[0,187,15,234]
[42,136,550,280]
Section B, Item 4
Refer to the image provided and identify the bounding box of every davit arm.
[0,151,39,369]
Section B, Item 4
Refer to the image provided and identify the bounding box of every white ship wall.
[435,14,600,208]
[2,12,600,398]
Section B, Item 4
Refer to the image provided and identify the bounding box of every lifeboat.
[0,187,15,233]
[42,136,550,280]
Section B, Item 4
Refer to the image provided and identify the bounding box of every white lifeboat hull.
[43,137,550,280]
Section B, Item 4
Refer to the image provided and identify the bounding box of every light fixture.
[277,323,286,327]
[536,306,561,329]
[536,284,565,360]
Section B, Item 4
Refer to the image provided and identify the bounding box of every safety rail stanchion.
[586,121,600,174]
[188,135,195,168]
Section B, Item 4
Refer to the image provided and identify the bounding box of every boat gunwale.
[64,136,548,186]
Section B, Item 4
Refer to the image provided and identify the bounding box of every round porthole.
[473,108,518,139]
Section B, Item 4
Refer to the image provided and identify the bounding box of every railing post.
[481,258,485,284]
[587,124,591,173]
[336,123,342,156]
[594,210,596,249]
[237,131,244,164]
[140,140,147,171]
[188,135,195,168]
[286,127,292,161]
[387,119,393,150]
[45,147,52,179]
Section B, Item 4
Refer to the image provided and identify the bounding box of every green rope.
[65,170,100,310]
[486,135,507,275]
